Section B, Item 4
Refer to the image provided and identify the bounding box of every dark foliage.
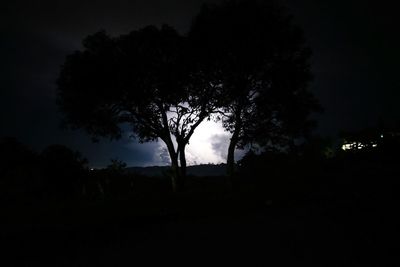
[39,144,88,200]
[57,25,221,191]
[0,139,90,202]
[0,137,40,198]
[189,0,321,176]
[57,26,185,142]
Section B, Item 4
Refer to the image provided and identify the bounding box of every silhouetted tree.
[107,158,127,173]
[57,25,217,192]
[189,0,320,178]
[40,144,88,199]
[0,137,39,198]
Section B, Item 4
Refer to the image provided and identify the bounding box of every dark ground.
[1,158,399,266]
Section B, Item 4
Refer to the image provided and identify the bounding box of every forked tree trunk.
[164,138,181,192]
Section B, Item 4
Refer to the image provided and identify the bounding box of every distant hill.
[126,164,226,177]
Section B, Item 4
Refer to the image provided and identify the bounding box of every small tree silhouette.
[40,144,88,199]
[0,137,39,197]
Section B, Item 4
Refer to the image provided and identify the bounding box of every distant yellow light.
[342,141,378,151]
[341,143,353,151]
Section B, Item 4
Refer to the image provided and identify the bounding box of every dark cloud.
[286,0,400,135]
[2,0,220,36]
[210,134,229,160]
[210,133,247,162]
[157,146,171,166]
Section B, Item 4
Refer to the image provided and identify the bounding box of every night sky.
[2,0,400,167]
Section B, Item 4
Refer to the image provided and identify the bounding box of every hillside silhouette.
[126,163,227,177]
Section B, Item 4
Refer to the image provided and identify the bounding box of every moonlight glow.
[153,120,231,166]
[185,120,229,165]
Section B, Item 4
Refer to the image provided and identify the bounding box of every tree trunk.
[159,107,182,192]
[226,118,241,189]
[227,130,239,178]
[164,138,180,192]
[170,156,180,193]
[178,144,187,189]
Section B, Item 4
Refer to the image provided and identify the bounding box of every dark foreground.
[2,157,400,266]
[2,194,398,266]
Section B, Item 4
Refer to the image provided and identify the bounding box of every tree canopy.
[188,0,321,176]
[57,0,320,190]
[57,25,218,191]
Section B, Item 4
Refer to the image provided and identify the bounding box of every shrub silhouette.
[0,137,40,199]
[40,144,88,200]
